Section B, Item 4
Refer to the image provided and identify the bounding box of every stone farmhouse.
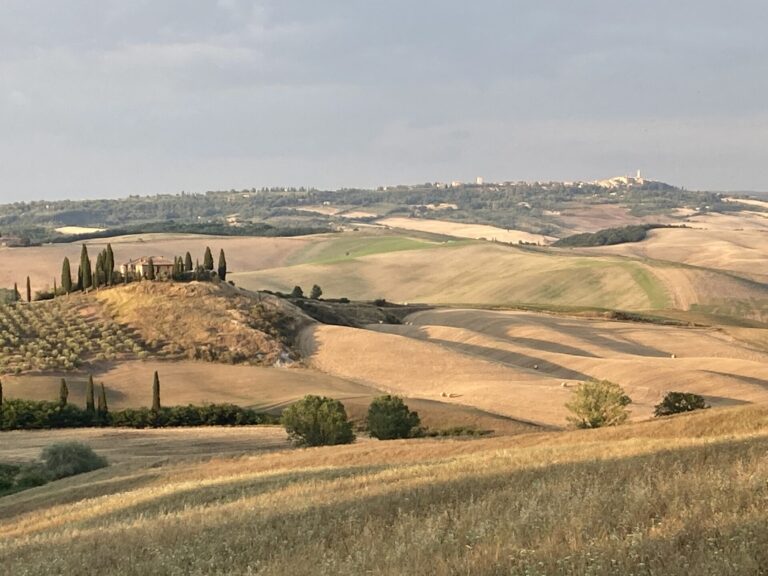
[120,257,175,279]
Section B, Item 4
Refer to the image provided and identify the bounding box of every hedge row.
[0,399,278,430]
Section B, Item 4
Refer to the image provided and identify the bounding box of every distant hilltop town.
[594,170,648,189]
[387,171,664,192]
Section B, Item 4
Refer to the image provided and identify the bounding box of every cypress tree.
[53,277,58,295]
[217,249,227,281]
[0,379,3,409]
[105,244,115,285]
[184,252,193,272]
[59,378,69,407]
[80,245,92,291]
[203,247,214,271]
[85,375,95,413]
[26,276,31,303]
[95,252,104,288]
[152,371,161,412]
[97,382,108,418]
[76,265,83,291]
[13,283,19,302]
[146,257,156,281]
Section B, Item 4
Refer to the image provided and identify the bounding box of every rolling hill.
[1,405,767,575]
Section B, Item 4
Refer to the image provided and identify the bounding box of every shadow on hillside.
[425,337,593,381]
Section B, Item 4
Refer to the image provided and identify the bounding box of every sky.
[1,0,767,203]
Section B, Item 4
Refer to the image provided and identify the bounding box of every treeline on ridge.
[553,224,674,248]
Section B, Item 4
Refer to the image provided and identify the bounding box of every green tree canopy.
[654,392,709,417]
[152,371,161,412]
[366,395,421,440]
[203,247,214,271]
[80,245,92,291]
[61,257,73,294]
[218,249,227,281]
[310,284,323,300]
[282,395,355,447]
[566,380,631,429]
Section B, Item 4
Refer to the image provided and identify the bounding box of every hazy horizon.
[2,1,767,203]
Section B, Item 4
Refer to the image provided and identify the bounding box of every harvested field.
[376,216,556,244]
[298,308,768,427]
[589,223,768,282]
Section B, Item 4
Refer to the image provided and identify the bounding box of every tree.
[0,379,3,409]
[105,244,115,285]
[97,383,109,419]
[654,392,709,417]
[26,276,31,303]
[310,284,323,300]
[184,252,193,272]
[366,395,421,440]
[566,380,631,429]
[76,265,83,292]
[80,245,92,291]
[217,249,227,281]
[13,283,19,302]
[203,247,214,271]
[172,257,184,281]
[146,258,156,281]
[282,395,355,447]
[94,251,105,288]
[59,378,69,407]
[290,285,304,298]
[41,442,108,480]
[85,375,95,414]
[152,371,161,412]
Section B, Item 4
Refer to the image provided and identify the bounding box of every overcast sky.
[1,1,767,202]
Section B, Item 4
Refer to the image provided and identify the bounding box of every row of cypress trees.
[10,244,228,303]
[0,372,161,416]
[60,244,115,294]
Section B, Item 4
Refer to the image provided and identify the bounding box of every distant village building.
[476,176,484,185]
[120,257,175,278]
[0,236,25,248]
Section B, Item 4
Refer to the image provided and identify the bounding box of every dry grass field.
[375,216,557,244]
[2,360,535,436]
[588,214,768,283]
[299,308,768,427]
[1,405,766,575]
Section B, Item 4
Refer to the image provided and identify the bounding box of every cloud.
[0,0,767,202]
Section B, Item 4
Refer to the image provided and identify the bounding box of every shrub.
[14,463,51,488]
[366,395,421,440]
[566,380,632,429]
[40,442,108,480]
[654,392,709,417]
[282,395,355,447]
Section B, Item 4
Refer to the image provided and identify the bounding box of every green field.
[288,233,444,265]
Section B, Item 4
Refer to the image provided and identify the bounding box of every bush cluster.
[0,399,277,430]
[0,442,108,496]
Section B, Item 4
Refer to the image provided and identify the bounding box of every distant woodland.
[0,181,754,245]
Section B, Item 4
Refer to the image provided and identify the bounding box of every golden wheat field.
[1,405,767,575]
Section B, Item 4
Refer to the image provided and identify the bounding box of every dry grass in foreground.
[1,405,767,575]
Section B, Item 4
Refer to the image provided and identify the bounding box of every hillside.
[298,308,768,426]
[232,238,768,323]
[1,405,766,575]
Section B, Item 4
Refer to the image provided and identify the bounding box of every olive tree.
[566,379,631,429]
